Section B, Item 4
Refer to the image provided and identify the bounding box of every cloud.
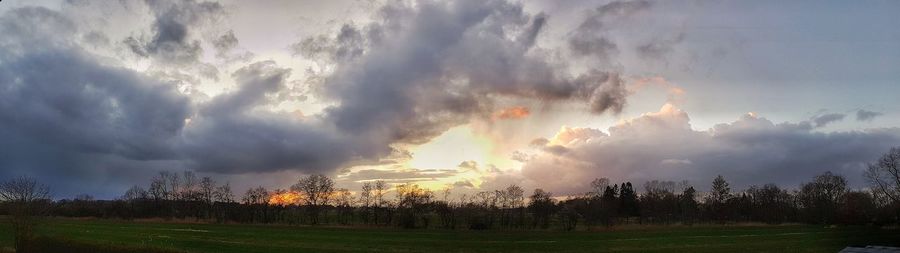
[547,126,608,146]
[7,1,637,192]
[811,113,845,128]
[337,168,459,183]
[518,104,900,194]
[177,61,367,174]
[458,161,479,171]
[568,0,651,61]
[0,6,191,196]
[660,159,693,165]
[636,33,684,61]
[313,0,631,153]
[452,180,475,188]
[856,109,883,122]
[212,30,253,62]
[292,24,370,64]
[124,0,224,66]
[494,106,530,120]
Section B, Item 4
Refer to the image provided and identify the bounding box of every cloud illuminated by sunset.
[0,0,897,199]
[493,106,531,120]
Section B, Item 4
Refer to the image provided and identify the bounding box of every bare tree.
[799,171,847,224]
[200,177,215,205]
[373,180,387,224]
[590,178,610,197]
[0,176,50,252]
[374,180,386,208]
[396,183,433,228]
[122,185,148,202]
[501,184,525,229]
[148,173,168,201]
[181,171,199,201]
[335,188,354,224]
[164,171,180,201]
[242,186,269,205]
[865,147,900,203]
[360,182,373,224]
[528,189,555,229]
[214,182,235,203]
[212,182,235,223]
[361,182,373,208]
[291,174,335,224]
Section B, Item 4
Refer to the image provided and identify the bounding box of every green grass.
[1,219,898,252]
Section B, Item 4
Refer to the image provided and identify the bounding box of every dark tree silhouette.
[678,185,699,225]
[291,174,335,224]
[618,182,640,218]
[866,147,900,203]
[746,184,793,224]
[799,171,847,224]
[0,176,50,252]
[528,189,555,229]
[706,175,732,223]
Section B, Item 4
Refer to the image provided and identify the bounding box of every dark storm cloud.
[856,109,883,122]
[0,7,191,196]
[519,105,900,194]
[124,0,224,65]
[0,4,379,182]
[811,113,846,127]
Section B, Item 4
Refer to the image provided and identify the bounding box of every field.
[1,219,899,252]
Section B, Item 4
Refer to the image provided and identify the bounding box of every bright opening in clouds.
[0,0,898,199]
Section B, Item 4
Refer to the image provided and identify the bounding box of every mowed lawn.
[1,219,899,253]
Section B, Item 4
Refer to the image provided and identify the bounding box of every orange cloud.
[493,106,530,120]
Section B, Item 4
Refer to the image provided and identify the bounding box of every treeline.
[3,148,900,231]
[1,171,893,230]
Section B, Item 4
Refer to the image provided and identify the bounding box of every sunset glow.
[0,0,897,199]
[268,191,303,206]
[2,1,900,250]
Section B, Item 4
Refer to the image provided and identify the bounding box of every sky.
[0,0,899,199]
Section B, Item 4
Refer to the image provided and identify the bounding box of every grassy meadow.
[1,219,899,252]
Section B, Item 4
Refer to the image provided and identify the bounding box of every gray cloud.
[636,32,685,62]
[177,61,364,174]
[124,0,224,66]
[292,24,370,63]
[856,109,883,122]
[0,6,191,196]
[811,113,846,127]
[210,30,253,63]
[316,0,630,155]
[5,0,896,200]
[568,0,651,61]
[519,105,900,194]
[0,1,644,197]
[212,30,238,54]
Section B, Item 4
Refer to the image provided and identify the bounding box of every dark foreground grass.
[1,219,899,253]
